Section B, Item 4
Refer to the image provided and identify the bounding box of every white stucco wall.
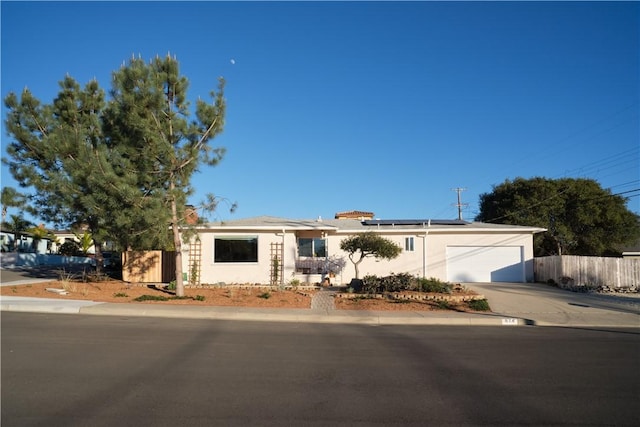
[316,231,535,284]
[184,228,537,285]
[426,232,535,282]
[185,231,298,285]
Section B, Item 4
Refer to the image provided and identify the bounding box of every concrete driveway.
[463,282,640,327]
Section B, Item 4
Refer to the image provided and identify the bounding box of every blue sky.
[1,1,638,225]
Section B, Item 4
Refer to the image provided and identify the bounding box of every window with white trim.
[298,238,327,258]
[405,237,414,252]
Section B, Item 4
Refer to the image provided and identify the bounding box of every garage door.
[446,246,524,283]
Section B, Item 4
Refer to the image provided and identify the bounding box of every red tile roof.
[334,210,375,220]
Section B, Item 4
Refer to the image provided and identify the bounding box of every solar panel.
[362,219,470,226]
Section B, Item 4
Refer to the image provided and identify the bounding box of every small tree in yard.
[339,232,402,279]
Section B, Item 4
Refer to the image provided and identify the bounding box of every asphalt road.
[2,313,639,426]
[0,265,95,285]
[0,266,59,284]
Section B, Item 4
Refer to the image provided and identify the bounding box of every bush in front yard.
[467,299,490,311]
[417,277,452,294]
[363,273,415,293]
[360,273,453,294]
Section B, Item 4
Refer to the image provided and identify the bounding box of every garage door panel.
[446,246,524,283]
[491,262,524,282]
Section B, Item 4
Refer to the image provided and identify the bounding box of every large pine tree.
[4,54,227,291]
[4,76,113,269]
[103,54,226,296]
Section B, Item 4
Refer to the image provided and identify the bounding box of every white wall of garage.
[427,232,535,283]
[446,245,525,282]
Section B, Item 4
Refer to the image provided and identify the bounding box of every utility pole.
[452,187,468,220]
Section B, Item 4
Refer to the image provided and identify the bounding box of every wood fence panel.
[122,251,162,283]
[534,255,640,289]
[162,251,177,283]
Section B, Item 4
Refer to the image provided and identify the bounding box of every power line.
[451,187,468,221]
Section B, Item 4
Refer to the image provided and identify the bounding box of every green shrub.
[362,273,415,293]
[167,280,176,291]
[113,292,128,298]
[418,277,452,293]
[258,292,271,299]
[361,275,379,294]
[58,240,80,256]
[380,273,414,292]
[134,294,169,302]
[360,274,454,294]
[132,294,205,302]
[289,278,301,287]
[435,300,451,310]
[468,298,490,311]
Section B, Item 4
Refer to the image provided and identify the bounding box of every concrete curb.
[1,297,638,328]
[76,303,526,326]
[1,297,101,314]
[0,297,533,326]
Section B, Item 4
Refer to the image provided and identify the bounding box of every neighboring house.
[0,229,50,254]
[50,230,116,255]
[621,242,640,259]
[334,210,375,220]
[620,218,640,258]
[180,215,546,285]
[50,230,88,254]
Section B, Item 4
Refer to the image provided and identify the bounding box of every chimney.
[185,205,198,225]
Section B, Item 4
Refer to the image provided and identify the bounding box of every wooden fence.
[122,251,176,283]
[534,255,640,289]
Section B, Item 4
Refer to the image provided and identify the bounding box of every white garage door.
[446,246,524,283]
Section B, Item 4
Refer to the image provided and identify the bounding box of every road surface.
[2,313,639,426]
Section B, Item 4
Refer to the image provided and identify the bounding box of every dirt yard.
[0,280,313,309]
[1,280,484,312]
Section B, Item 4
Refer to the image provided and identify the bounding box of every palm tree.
[74,231,94,255]
[1,187,26,225]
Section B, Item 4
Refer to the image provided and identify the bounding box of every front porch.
[293,257,346,285]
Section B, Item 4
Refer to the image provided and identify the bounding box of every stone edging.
[335,293,485,303]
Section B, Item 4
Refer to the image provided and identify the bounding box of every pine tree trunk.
[170,183,184,297]
[94,241,103,276]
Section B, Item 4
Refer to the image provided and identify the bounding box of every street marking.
[501,318,519,325]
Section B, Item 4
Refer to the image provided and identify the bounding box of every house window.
[298,238,327,258]
[214,236,258,263]
[405,237,414,252]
